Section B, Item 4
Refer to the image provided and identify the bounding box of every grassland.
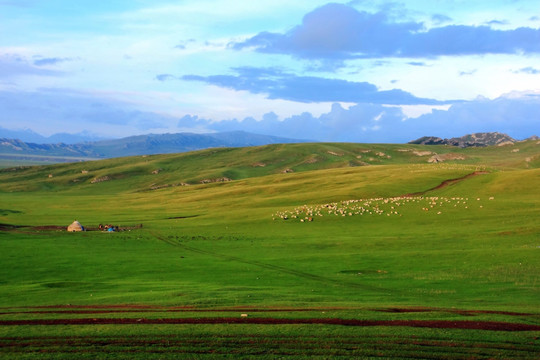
[0,141,539,358]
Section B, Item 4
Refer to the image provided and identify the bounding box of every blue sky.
[1,0,539,142]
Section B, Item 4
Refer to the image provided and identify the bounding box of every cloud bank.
[163,67,453,105]
[177,92,540,142]
[232,3,540,60]
[2,88,538,143]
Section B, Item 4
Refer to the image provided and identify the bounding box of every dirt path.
[403,171,490,197]
[1,305,534,317]
[0,317,538,331]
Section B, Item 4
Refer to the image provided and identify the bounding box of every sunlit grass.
[0,142,539,358]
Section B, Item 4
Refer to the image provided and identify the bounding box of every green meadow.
[0,142,539,358]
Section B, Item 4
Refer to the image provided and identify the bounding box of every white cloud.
[392,104,451,118]
[409,90,540,139]
[169,85,336,121]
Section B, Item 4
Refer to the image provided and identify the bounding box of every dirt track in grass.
[403,171,490,197]
[1,317,538,331]
[1,305,534,317]
[1,305,535,317]
[3,333,538,358]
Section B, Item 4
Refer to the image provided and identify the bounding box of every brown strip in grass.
[0,317,538,331]
[403,171,490,197]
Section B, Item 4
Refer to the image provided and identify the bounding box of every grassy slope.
[0,141,539,358]
[0,141,538,307]
[0,141,531,191]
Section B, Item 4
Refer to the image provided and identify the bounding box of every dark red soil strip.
[31,304,184,310]
[0,224,143,232]
[2,337,533,353]
[1,318,538,331]
[1,305,535,317]
[31,225,65,231]
[167,215,199,220]
[0,309,324,315]
[0,223,26,231]
[373,307,434,313]
[403,171,490,197]
[0,310,158,315]
[454,310,535,316]
[373,307,534,316]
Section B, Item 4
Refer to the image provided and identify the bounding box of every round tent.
[67,220,84,232]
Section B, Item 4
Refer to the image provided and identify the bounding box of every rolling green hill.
[0,141,539,359]
[1,140,539,194]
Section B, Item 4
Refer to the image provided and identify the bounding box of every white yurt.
[67,220,84,232]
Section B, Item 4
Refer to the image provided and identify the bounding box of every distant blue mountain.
[0,127,48,143]
[0,127,106,144]
[0,131,309,159]
[46,131,108,144]
[84,131,309,157]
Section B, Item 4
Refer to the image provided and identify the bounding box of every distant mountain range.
[0,131,308,160]
[409,132,539,147]
[0,127,106,144]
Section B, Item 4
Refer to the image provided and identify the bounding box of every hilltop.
[1,139,539,194]
[2,131,538,168]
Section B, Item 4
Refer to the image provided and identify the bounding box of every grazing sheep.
[273,195,486,222]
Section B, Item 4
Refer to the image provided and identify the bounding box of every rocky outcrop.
[409,132,516,148]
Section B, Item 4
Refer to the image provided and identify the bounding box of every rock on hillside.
[408,136,446,145]
[409,132,516,147]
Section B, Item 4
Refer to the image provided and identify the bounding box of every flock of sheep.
[273,196,493,222]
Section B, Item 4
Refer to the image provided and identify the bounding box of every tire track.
[1,317,538,331]
[150,231,390,293]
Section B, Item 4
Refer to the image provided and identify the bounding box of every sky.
[0,0,539,142]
